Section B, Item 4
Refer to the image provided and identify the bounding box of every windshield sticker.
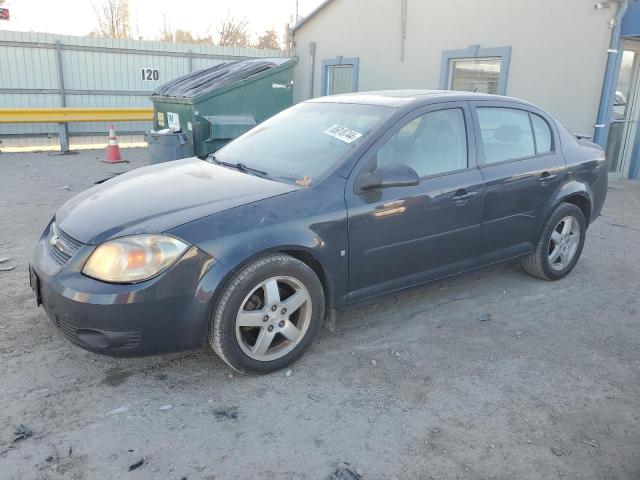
[323,124,363,144]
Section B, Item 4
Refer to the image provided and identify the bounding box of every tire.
[522,202,586,281]
[209,254,325,374]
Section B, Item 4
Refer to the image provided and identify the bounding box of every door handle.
[451,190,478,205]
[537,172,557,184]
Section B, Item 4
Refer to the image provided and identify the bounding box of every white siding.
[293,0,616,134]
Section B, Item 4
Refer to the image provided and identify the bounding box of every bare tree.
[255,28,280,51]
[217,14,250,47]
[158,14,173,42]
[90,0,130,39]
[157,15,213,45]
[175,29,213,46]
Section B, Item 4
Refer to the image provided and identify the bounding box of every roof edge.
[291,0,336,33]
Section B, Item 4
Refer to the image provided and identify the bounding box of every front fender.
[167,176,349,308]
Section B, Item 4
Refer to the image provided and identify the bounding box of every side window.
[376,108,468,177]
[477,108,535,164]
[530,113,553,154]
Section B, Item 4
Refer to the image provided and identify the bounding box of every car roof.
[306,90,533,108]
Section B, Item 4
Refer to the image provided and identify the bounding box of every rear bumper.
[31,223,229,356]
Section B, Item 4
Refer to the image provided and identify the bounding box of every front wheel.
[522,202,586,281]
[209,254,325,374]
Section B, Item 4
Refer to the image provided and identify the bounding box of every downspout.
[309,41,317,99]
[594,0,630,146]
[400,0,407,61]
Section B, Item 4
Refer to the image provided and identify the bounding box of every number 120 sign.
[141,68,160,81]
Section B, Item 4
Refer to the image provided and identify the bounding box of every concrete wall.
[292,0,617,135]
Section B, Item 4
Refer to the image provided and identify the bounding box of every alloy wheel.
[548,215,581,271]
[235,276,312,361]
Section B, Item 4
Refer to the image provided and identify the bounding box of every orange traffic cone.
[103,125,126,163]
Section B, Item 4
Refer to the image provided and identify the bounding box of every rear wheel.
[522,202,586,280]
[209,254,324,374]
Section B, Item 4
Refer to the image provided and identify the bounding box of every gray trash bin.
[145,131,190,164]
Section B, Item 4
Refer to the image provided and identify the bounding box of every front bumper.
[31,222,229,356]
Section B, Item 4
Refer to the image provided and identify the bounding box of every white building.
[291,0,640,179]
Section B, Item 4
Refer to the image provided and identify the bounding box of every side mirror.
[355,163,419,192]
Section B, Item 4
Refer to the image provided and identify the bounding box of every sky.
[0,0,323,43]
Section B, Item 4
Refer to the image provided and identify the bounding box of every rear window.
[531,113,553,154]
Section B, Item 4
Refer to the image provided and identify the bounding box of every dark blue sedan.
[31,91,608,374]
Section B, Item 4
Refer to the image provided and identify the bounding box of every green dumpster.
[149,57,297,158]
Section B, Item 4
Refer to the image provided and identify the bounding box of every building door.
[606,41,640,177]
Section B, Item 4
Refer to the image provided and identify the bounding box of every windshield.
[212,102,395,186]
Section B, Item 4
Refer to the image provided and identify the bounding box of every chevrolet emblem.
[49,233,61,250]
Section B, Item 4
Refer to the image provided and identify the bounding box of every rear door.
[470,101,565,256]
[345,101,485,301]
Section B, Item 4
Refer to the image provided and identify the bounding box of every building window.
[321,57,359,96]
[450,58,501,95]
[440,46,511,96]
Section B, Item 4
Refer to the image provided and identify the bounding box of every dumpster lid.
[152,58,292,98]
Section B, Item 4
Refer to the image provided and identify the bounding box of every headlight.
[82,234,189,283]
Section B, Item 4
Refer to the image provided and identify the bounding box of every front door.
[346,102,484,301]
[606,41,640,178]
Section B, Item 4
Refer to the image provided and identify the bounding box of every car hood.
[56,158,298,245]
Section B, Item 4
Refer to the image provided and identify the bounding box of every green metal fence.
[0,30,286,150]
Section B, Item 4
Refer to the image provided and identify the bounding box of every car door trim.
[363,223,479,256]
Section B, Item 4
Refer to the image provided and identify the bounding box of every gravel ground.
[0,148,639,480]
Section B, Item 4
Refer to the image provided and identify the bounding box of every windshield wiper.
[235,162,269,177]
[208,155,268,177]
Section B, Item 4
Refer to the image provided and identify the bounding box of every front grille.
[47,223,83,266]
[48,242,70,264]
[58,227,83,250]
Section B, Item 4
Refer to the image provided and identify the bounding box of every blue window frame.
[439,45,512,96]
[321,56,360,96]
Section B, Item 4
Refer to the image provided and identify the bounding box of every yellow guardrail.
[0,108,154,123]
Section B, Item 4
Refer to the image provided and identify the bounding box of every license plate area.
[29,265,42,306]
